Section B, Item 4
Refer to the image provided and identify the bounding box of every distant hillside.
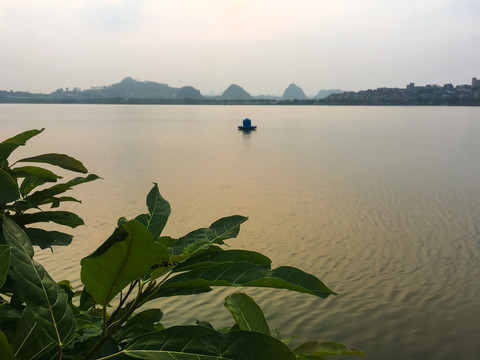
[177,86,202,99]
[221,84,252,100]
[283,83,307,100]
[51,77,203,100]
[104,77,177,99]
[1,76,357,104]
[314,89,343,99]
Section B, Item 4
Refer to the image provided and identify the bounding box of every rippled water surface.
[2,104,480,360]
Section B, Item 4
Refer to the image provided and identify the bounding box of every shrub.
[0,129,364,359]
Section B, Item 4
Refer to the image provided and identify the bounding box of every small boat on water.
[238,118,257,131]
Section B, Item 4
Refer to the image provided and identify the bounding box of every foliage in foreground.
[0,129,364,359]
[0,128,99,249]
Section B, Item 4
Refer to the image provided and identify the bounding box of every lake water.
[1,104,480,360]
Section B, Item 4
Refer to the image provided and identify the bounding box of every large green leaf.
[17,153,88,173]
[224,293,270,335]
[293,341,365,358]
[24,174,99,204]
[2,218,76,346]
[170,215,248,255]
[135,183,171,240]
[152,247,272,282]
[12,308,56,360]
[123,326,296,360]
[0,245,11,288]
[17,210,84,228]
[0,168,20,204]
[80,219,170,306]
[176,247,272,271]
[146,286,212,300]
[0,128,44,162]
[0,330,16,360]
[163,263,336,298]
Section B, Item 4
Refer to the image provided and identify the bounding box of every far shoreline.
[1,99,479,106]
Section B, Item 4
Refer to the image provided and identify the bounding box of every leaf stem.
[102,306,108,336]
[95,351,123,360]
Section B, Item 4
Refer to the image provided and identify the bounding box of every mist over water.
[2,104,480,360]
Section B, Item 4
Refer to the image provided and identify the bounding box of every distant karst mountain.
[283,83,307,100]
[1,76,347,103]
[221,84,252,100]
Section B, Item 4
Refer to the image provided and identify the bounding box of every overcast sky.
[1,0,479,96]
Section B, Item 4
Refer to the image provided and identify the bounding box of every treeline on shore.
[1,95,479,106]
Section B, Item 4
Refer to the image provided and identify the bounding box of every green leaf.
[2,218,76,346]
[24,228,73,249]
[41,196,82,208]
[12,166,62,197]
[24,174,99,204]
[0,302,24,323]
[146,286,212,300]
[2,128,45,145]
[0,330,16,360]
[57,280,75,303]
[123,326,296,359]
[10,166,61,181]
[80,219,170,306]
[0,245,11,288]
[17,153,88,173]
[0,143,18,163]
[135,183,171,240]
[163,263,336,299]
[175,247,272,272]
[195,320,215,330]
[170,215,248,255]
[293,341,365,358]
[0,128,44,162]
[0,168,20,204]
[119,309,163,340]
[20,176,49,197]
[224,293,271,335]
[79,287,97,311]
[17,210,84,228]
[12,308,56,360]
[157,236,177,248]
[83,226,128,259]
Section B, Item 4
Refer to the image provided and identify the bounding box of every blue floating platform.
[238,118,257,131]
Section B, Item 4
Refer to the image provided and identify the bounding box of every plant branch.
[136,268,174,307]
[82,280,147,360]
[108,279,138,326]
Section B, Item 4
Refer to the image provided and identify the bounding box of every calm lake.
[2,104,480,359]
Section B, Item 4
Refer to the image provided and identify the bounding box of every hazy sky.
[1,0,479,96]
